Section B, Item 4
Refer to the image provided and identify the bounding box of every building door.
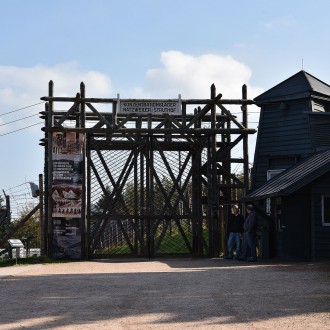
[281,193,311,260]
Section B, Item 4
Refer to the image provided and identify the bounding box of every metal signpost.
[8,239,24,265]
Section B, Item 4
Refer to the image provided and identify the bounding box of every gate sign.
[118,98,181,115]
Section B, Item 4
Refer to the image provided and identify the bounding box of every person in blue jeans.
[239,204,258,262]
[225,204,244,259]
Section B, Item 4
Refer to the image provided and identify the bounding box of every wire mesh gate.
[88,135,209,258]
[40,82,256,259]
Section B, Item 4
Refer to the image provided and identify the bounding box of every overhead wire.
[0,102,44,217]
[0,113,40,127]
[0,101,45,116]
[0,122,43,137]
[0,101,45,137]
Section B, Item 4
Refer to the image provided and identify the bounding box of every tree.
[10,204,40,249]
[232,171,250,202]
[95,185,129,216]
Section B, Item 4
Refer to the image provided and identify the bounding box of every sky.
[1,0,330,217]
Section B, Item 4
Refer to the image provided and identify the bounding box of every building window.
[313,102,325,112]
[266,170,284,215]
[322,195,330,226]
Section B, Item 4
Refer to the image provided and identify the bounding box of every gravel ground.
[0,258,329,330]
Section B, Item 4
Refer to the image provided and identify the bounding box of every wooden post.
[112,95,118,128]
[4,193,11,231]
[211,84,220,257]
[42,102,48,256]
[47,80,54,257]
[149,133,155,258]
[140,130,145,256]
[242,84,249,196]
[80,82,87,259]
[182,102,186,129]
[39,174,44,256]
[145,134,151,258]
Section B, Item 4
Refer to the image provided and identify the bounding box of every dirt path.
[0,259,329,329]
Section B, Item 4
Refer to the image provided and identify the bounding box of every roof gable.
[244,148,330,201]
[254,71,330,102]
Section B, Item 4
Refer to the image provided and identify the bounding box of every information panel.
[51,132,85,259]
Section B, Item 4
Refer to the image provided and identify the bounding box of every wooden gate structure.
[40,81,256,259]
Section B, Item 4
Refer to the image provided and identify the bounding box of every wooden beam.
[42,126,256,135]
[41,96,256,105]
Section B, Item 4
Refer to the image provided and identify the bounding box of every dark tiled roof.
[254,70,330,102]
[243,149,330,201]
[305,72,330,96]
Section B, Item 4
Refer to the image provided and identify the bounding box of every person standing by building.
[225,204,244,259]
[239,204,258,262]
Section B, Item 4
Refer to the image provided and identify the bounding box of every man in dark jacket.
[225,204,244,259]
[239,204,257,262]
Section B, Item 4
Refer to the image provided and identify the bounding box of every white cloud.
[0,62,113,133]
[0,61,112,105]
[134,50,263,100]
[132,50,263,134]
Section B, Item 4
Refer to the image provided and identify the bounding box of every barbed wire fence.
[2,181,39,220]
[0,101,45,220]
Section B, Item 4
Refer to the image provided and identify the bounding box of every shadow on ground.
[0,259,329,329]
